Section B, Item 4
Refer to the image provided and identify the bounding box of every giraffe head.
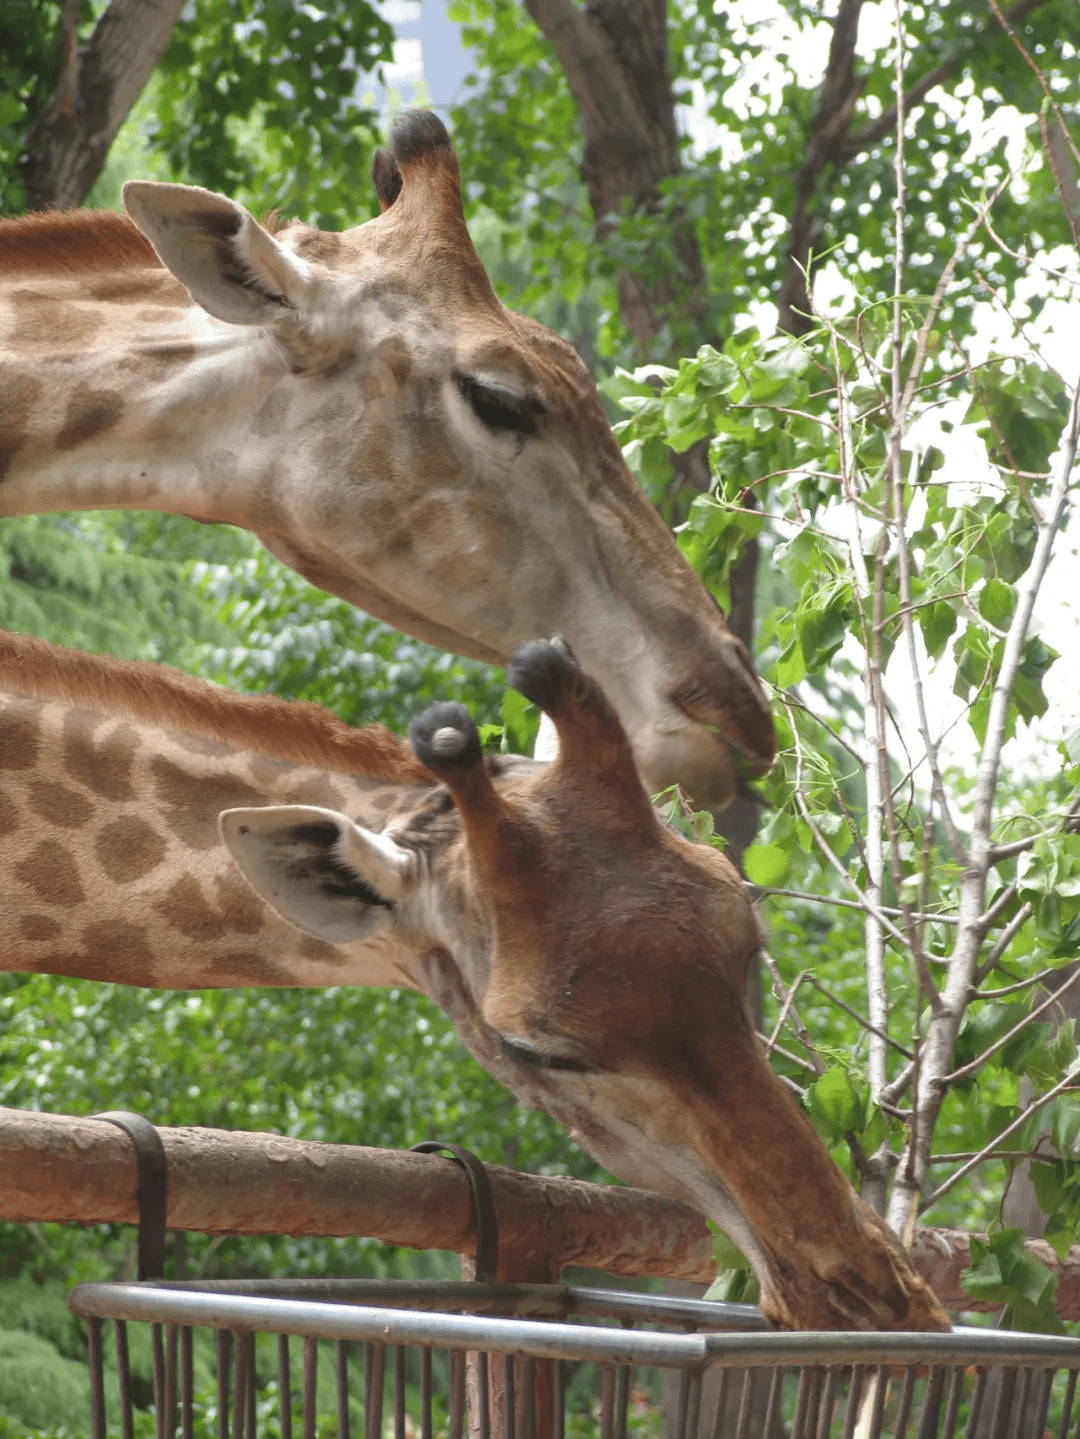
[0,111,772,809]
[222,639,948,1334]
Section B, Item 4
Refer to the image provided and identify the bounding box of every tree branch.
[19,0,187,211]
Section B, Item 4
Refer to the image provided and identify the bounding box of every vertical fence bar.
[477,1350,491,1439]
[1031,1369,1054,1439]
[232,1334,251,1439]
[1058,1370,1078,1439]
[393,1345,406,1439]
[303,1337,318,1439]
[337,1341,351,1439]
[152,1324,166,1439]
[164,1325,179,1439]
[246,1336,256,1439]
[683,1371,702,1439]
[553,1360,564,1439]
[614,1363,630,1439]
[762,1370,783,1439]
[420,1347,433,1439]
[916,1367,946,1439]
[365,1343,385,1439]
[448,1350,464,1439]
[1012,1368,1032,1439]
[791,1368,813,1439]
[216,1331,233,1439]
[600,1365,615,1439]
[180,1327,194,1439]
[814,1370,837,1439]
[941,1367,965,1439]
[734,1369,757,1439]
[894,1366,918,1439]
[116,1320,135,1439]
[986,1368,1017,1439]
[707,1370,730,1439]
[88,1316,107,1439]
[503,1354,516,1439]
[278,1336,292,1439]
[842,1366,864,1439]
[963,1370,988,1439]
[519,1357,535,1439]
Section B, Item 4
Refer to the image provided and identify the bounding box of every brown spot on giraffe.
[0,706,40,769]
[13,839,86,907]
[283,777,347,810]
[0,372,43,481]
[154,874,226,939]
[75,920,158,986]
[20,913,62,941]
[210,871,270,935]
[95,815,168,882]
[56,381,124,450]
[28,779,94,828]
[11,288,104,350]
[62,712,138,801]
[150,758,264,850]
[0,786,19,836]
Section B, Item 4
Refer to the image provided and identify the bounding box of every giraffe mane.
[0,209,159,277]
[0,630,431,784]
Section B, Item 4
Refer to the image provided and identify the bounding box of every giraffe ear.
[122,181,311,328]
[219,805,414,944]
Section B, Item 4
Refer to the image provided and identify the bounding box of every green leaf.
[742,844,790,887]
[807,1067,863,1139]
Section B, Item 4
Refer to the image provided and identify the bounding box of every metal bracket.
[409,1141,499,1281]
[94,1111,168,1280]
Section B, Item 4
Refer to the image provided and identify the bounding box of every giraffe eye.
[456,375,545,438]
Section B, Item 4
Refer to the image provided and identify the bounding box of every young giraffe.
[0,628,947,1333]
[0,109,772,811]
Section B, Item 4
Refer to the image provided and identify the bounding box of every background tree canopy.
[1,2,1079,1426]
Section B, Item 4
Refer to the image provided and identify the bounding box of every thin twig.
[803,974,915,1059]
[919,1077,1080,1214]
[759,947,826,1077]
[945,966,1080,1085]
[974,902,1035,985]
[753,885,960,924]
[976,965,1077,1001]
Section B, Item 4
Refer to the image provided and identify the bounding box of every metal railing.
[69,1278,1080,1439]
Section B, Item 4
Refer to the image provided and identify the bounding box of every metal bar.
[804,1370,822,1439]
[762,1368,783,1439]
[303,1337,318,1439]
[503,1354,515,1439]
[215,1331,232,1439]
[68,1284,1080,1372]
[842,1365,864,1439]
[815,1370,837,1439]
[245,1336,256,1439]
[866,1367,889,1439]
[519,1356,535,1439]
[365,1342,385,1439]
[1059,1370,1078,1439]
[941,1367,965,1439]
[601,1365,615,1439]
[116,1320,134,1439]
[164,1325,178,1439]
[987,1367,1017,1439]
[393,1345,406,1439]
[152,1323,166,1439]
[683,1371,702,1439]
[791,1368,813,1439]
[553,1359,564,1439]
[964,1370,987,1439]
[232,1333,252,1439]
[916,1367,946,1439]
[337,1341,351,1439]
[478,1349,491,1439]
[614,1364,630,1439]
[420,1345,432,1439]
[181,1328,194,1439]
[894,1367,918,1439]
[1031,1368,1054,1439]
[708,1369,730,1439]
[1013,1368,1032,1439]
[88,1316,106,1439]
[278,1335,292,1439]
[450,1348,465,1439]
[734,1368,757,1439]
[675,1367,690,1439]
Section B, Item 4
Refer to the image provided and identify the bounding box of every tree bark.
[19,0,186,212]
[524,0,706,354]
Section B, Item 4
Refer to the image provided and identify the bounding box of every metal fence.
[69,1277,1080,1439]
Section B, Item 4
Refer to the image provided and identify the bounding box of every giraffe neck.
[0,630,434,989]
[0,210,285,527]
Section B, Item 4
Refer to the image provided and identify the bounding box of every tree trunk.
[19,0,186,212]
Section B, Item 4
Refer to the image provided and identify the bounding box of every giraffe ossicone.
[0,627,947,1334]
[0,109,773,809]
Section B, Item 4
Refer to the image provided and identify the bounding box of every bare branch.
[919,1076,1080,1215]
[754,885,960,924]
[974,901,1035,985]
[945,966,1080,1086]
[803,974,915,1059]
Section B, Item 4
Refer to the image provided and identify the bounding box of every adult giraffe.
[0,109,772,809]
[0,628,947,1333]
